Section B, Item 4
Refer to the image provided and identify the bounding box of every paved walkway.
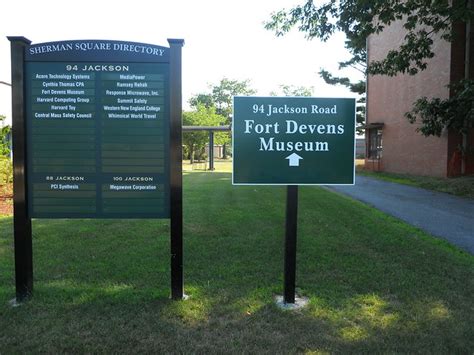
[328,175,474,254]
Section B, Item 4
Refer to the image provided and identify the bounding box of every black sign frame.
[8,37,184,301]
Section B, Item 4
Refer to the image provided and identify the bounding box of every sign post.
[233,96,355,304]
[168,39,185,300]
[284,185,298,304]
[209,131,215,171]
[9,38,184,302]
[9,37,33,302]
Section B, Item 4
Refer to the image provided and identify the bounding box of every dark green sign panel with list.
[25,40,170,218]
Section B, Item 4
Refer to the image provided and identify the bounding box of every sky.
[0,0,362,126]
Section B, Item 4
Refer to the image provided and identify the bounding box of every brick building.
[365,20,474,177]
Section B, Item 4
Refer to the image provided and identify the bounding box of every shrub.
[0,157,13,184]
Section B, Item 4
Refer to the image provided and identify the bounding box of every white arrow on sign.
[285,153,303,167]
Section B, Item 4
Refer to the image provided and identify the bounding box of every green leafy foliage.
[0,116,11,157]
[269,84,314,97]
[0,116,14,185]
[188,78,256,158]
[319,69,364,95]
[0,157,13,184]
[182,105,227,162]
[212,78,256,120]
[189,78,256,123]
[265,0,474,164]
[319,69,366,133]
[188,93,214,110]
[265,3,369,133]
[405,80,474,149]
[265,0,472,76]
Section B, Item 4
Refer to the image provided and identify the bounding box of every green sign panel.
[232,96,355,185]
[25,40,170,218]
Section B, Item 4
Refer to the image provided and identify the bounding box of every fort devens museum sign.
[233,96,356,185]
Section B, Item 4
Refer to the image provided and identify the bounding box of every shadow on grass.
[0,275,462,353]
[0,172,473,352]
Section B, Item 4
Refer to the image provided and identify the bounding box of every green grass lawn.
[0,169,473,353]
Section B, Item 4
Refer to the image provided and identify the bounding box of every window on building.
[368,127,383,159]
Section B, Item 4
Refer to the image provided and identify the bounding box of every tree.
[265,0,474,172]
[182,105,227,163]
[190,78,256,124]
[189,93,214,110]
[265,1,470,76]
[270,84,314,97]
[265,4,368,133]
[0,115,12,185]
[211,78,256,122]
[319,69,366,134]
[189,78,256,158]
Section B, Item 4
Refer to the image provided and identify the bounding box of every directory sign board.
[233,96,356,185]
[25,40,170,218]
